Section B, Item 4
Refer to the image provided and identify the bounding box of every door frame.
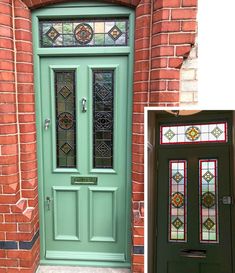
[145,109,235,273]
[32,2,134,266]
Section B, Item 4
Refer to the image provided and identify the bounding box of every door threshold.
[36,265,131,273]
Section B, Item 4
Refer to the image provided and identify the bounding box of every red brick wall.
[0,0,197,272]
[0,0,39,272]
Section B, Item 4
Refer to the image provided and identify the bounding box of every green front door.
[40,56,130,265]
[156,145,232,273]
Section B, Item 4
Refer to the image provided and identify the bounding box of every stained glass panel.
[160,122,227,144]
[40,19,129,47]
[55,71,76,168]
[199,159,218,243]
[169,160,187,242]
[93,70,114,168]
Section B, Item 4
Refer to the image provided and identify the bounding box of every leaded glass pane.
[93,70,114,168]
[40,19,129,47]
[199,159,218,243]
[55,71,76,168]
[169,160,187,242]
[160,122,227,144]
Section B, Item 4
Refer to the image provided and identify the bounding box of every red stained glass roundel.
[202,192,216,208]
[171,192,184,208]
[74,23,93,45]
[58,112,74,130]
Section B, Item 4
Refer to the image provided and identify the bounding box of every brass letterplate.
[71,176,97,185]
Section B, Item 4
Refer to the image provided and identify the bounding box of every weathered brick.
[153,21,180,33]
[182,0,197,7]
[171,9,197,20]
[152,46,174,57]
[169,33,195,44]
[155,0,181,9]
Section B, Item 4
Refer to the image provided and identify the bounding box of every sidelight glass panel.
[169,160,187,242]
[199,159,218,243]
[160,122,227,144]
[40,19,129,47]
[93,70,114,169]
[55,71,76,168]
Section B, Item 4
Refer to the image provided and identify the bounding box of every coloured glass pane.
[169,160,187,242]
[55,71,76,168]
[93,70,114,168]
[160,122,227,144]
[40,19,129,47]
[199,159,218,243]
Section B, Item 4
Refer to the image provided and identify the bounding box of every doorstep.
[36,266,131,273]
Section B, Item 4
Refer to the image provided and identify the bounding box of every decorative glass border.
[40,19,129,47]
[199,159,219,243]
[93,70,114,169]
[160,122,227,145]
[55,71,76,168]
[169,160,187,242]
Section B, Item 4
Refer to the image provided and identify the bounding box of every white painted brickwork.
[180,39,198,106]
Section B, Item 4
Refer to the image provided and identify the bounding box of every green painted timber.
[32,2,134,267]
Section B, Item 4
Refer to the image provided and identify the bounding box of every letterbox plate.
[71,176,97,185]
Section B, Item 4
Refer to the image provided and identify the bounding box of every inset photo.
[145,109,234,273]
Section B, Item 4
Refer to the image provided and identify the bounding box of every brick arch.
[21,0,141,9]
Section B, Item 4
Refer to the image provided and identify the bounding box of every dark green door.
[40,56,130,265]
[156,145,232,273]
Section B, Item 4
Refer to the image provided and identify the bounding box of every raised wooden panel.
[167,262,198,273]
[53,187,80,241]
[199,263,220,273]
[89,187,117,242]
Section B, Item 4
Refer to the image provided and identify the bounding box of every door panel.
[167,261,198,273]
[89,187,117,242]
[156,146,232,273]
[40,56,129,262]
[53,187,80,241]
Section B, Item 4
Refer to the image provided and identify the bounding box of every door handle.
[81,97,87,112]
[46,196,52,210]
[180,249,206,258]
[220,196,233,205]
[44,118,51,130]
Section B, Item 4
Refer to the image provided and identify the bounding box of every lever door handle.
[220,196,233,205]
[44,118,50,130]
[82,97,87,112]
[46,196,52,210]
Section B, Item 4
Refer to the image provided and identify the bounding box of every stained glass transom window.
[40,19,129,47]
[93,70,114,168]
[55,71,76,168]
[199,159,218,243]
[160,122,227,144]
[169,160,187,242]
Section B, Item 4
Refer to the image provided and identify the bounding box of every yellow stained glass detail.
[95,22,105,33]
[185,126,201,141]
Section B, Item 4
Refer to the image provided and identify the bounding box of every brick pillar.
[131,0,151,272]
[150,0,197,104]
[0,0,39,272]
[132,1,197,272]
